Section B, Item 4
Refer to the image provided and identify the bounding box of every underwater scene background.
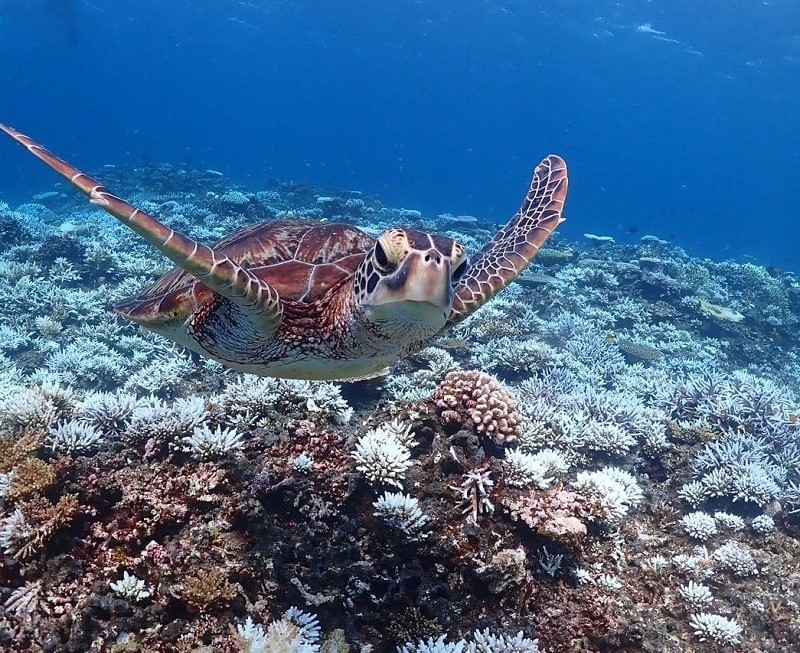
[1,1,800,652]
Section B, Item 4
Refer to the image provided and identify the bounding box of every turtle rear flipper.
[0,123,283,337]
[447,154,568,326]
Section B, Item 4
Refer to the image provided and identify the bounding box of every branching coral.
[236,607,321,653]
[571,467,643,525]
[183,424,244,460]
[399,628,541,653]
[373,491,430,541]
[109,571,152,602]
[689,612,743,645]
[0,493,79,560]
[352,422,415,488]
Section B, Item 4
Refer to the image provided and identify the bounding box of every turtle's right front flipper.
[0,123,282,336]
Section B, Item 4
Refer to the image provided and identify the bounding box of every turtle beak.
[384,250,453,309]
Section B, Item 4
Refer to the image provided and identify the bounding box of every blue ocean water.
[1,0,798,267]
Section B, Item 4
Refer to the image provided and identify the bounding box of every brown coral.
[12,493,80,560]
[6,457,56,500]
[432,370,522,444]
[0,432,42,473]
[181,568,239,612]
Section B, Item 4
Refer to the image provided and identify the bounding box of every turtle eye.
[374,242,394,272]
[452,259,468,281]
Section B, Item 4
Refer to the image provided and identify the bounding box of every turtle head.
[355,228,468,333]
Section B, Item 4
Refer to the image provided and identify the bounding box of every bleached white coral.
[679,581,714,610]
[77,390,137,435]
[220,376,353,424]
[452,468,495,522]
[373,491,430,540]
[0,323,31,352]
[219,375,281,415]
[49,420,104,454]
[301,381,354,425]
[680,512,718,541]
[0,508,32,557]
[352,425,413,488]
[504,449,555,489]
[672,546,713,578]
[580,419,637,456]
[596,573,623,591]
[399,628,540,652]
[376,419,418,448]
[0,383,64,434]
[470,628,541,652]
[713,511,745,531]
[237,607,321,653]
[537,546,563,577]
[641,555,669,574]
[128,395,208,443]
[712,541,758,577]
[3,580,44,617]
[751,514,775,534]
[123,353,194,394]
[689,612,742,645]
[109,571,151,602]
[291,452,315,474]
[0,472,11,499]
[677,480,706,508]
[572,467,643,524]
[183,424,244,460]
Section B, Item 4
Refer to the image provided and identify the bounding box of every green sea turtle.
[0,124,568,380]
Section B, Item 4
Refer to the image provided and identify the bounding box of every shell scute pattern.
[117,222,374,322]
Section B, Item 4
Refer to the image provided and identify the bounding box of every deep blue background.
[1,1,798,267]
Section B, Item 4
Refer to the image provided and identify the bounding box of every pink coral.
[433,371,522,445]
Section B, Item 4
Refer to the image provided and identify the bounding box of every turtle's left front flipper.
[0,123,283,336]
[447,154,568,326]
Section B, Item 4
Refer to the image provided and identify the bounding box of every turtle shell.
[115,220,375,323]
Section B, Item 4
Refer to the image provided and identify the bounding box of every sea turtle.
[1,124,568,380]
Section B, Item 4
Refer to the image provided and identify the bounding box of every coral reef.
[1,164,800,652]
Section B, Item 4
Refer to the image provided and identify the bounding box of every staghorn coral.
[183,424,245,460]
[678,581,714,610]
[399,628,541,653]
[49,419,104,454]
[571,467,643,525]
[712,540,758,577]
[751,514,776,534]
[451,467,495,522]
[76,389,137,435]
[503,448,557,489]
[127,394,210,446]
[0,382,72,437]
[433,370,522,445]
